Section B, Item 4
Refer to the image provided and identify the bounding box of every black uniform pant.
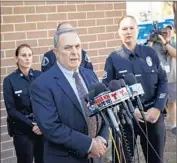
[121,114,166,163]
[13,134,43,163]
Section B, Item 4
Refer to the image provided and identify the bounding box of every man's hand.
[89,137,107,158]
[145,108,161,123]
[158,34,167,45]
[32,122,42,135]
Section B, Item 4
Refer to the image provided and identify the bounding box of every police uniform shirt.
[102,44,168,111]
[3,69,42,129]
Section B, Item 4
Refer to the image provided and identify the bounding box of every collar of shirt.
[17,68,34,78]
[122,44,140,59]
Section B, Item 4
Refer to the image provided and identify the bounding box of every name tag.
[14,90,22,94]
[164,65,170,73]
[119,70,127,74]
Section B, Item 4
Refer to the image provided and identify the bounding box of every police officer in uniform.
[3,44,44,163]
[41,49,93,72]
[102,15,168,163]
[41,22,93,72]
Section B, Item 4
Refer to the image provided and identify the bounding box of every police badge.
[146,56,152,67]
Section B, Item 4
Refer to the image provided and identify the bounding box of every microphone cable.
[133,116,163,163]
[99,111,122,163]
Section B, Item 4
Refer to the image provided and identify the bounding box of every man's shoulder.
[44,50,55,57]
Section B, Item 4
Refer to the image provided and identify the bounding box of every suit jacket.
[30,64,109,163]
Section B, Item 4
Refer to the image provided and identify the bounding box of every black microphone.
[86,82,122,136]
[119,78,136,115]
[109,80,133,119]
[124,73,144,112]
[108,80,133,126]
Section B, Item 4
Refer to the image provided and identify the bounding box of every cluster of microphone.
[85,73,145,136]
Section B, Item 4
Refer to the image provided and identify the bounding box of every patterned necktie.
[73,72,97,137]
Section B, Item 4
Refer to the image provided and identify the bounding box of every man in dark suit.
[30,23,109,163]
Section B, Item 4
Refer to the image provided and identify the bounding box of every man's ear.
[53,48,57,53]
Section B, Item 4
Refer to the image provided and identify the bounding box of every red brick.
[114,2,126,10]
[68,13,86,20]
[1,68,7,76]
[27,31,47,39]
[1,58,16,67]
[78,20,95,27]
[96,4,113,10]
[107,39,121,47]
[3,32,26,41]
[36,6,56,13]
[1,51,5,58]
[24,2,45,5]
[106,11,122,17]
[47,13,67,21]
[87,12,105,18]
[1,109,7,118]
[87,50,98,57]
[77,28,87,35]
[32,47,49,55]
[48,29,55,38]
[57,5,76,12]
[106,25,118,32]
[81,43,88,50]
[1,2,24,6]
[7,66,17,74]
[97,18,113,25]
[99,48,114,55]
[46,2,66,5]
[1,149,14,159]
[14,6,35,14]
[1,141,14,150]
[88,26,105,34]
[80,35,97,43]
[96,70,104,78]
[1,24,14,33]
[15,23,37,31]
[5,50,16,58]
[98,33,115,41]
[89,41,106,49]
[32,55,40,64]
[26,14,47,22]
[3,15,25,23]
[38,38,53,46]
[37,22,57,30]
[77,4,95,11]
[1,42,15,50]
[1,126,8,135]
[16,40,38,48]
[1,7,13,15]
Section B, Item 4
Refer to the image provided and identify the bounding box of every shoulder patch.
[84,53,91,62]
[41,56,49,67]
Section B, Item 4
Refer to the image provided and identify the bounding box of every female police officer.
[3,44,43,163]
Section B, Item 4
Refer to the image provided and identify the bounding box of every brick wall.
[1,1,126,162]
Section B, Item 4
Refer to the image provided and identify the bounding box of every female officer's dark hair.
[15,44,32,57]
[117,15,137,28]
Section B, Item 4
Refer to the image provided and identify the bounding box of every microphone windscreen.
[124,73,137,86]
[88,83,108,99]
[108,80,121,92]
[119,78,126,87]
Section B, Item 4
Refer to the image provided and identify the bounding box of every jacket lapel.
[52,64,87,123]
